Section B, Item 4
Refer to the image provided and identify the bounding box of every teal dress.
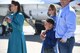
[7,12,27,53]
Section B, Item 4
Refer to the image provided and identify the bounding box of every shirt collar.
[46,27,54,32]
[50,15,56,18]
[61,4,70,11]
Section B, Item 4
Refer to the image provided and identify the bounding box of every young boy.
[40,19,57,53]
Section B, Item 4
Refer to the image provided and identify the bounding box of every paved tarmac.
[0,25,80,53]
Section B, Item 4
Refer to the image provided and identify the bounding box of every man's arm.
[61,11,76,42]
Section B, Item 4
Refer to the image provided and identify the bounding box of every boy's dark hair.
[46,19,54,25]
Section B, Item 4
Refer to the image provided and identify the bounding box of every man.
[56,0,76,53]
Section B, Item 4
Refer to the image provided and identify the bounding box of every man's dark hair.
[70,0,74,2]
[46,19,54,25]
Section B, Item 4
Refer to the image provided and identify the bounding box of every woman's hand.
[5,17,11,23]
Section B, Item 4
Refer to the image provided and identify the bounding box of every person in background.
[47,4,57,23]
[56,0,76,53]
[47,4,59,53]
[40,19,57,53]
[6,1,27,53]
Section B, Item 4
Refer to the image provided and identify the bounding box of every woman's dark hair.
[9,4,11,11]
[46,18,54,25]
[11,1,21,13]
[48,4,56,16]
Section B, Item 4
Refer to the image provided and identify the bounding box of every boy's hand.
[40,30,46,40]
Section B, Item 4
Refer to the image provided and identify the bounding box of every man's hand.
[60,39,67,43]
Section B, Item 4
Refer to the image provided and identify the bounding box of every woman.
[41,4,58,53]
[6,1,27,53]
